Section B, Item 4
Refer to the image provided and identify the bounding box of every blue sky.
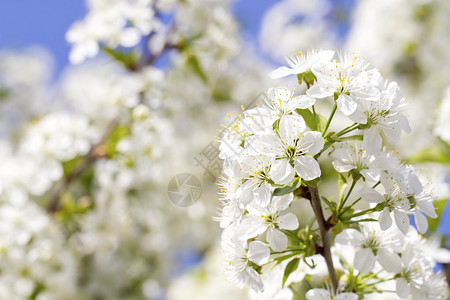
[0,1,86,75]
[0,0,276,76]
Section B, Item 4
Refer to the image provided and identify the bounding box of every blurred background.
[0,0,449,299]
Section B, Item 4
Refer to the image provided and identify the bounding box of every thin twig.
[308,186,339,292]
[47,119,119,213]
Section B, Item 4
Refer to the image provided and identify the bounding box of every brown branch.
[308,185,339,292]
[47,119,119,213]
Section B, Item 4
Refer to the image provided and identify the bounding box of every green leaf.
[273,177,301,196]
[331,220,345,235]
[104,125,131,158]
[283,258,300,286]
[186,55,208,83]
[103,47,139,70]
[62,156,83,177]
[428,199,448,233]
[295,109,318,131]
[321,196,336,210]
[303,177,321,187]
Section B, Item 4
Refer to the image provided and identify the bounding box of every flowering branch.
[47,119,118,213]
[308,185,338,292]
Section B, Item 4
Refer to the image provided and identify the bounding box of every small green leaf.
[273,177,301,196]
[283,258,300,286]
[62,156,83,177]
[303,177,321,187]
[331,220,345,235]
[321,196,336,210]
[428,199,448,233]
[103,47,139,70]
[186,55,208,83]
[104,125,131,158]
[295,109,318,131]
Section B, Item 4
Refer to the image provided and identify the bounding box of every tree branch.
[47,119,118,213]
[308,185,339,292]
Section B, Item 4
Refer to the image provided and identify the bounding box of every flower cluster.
[216,49,449,299]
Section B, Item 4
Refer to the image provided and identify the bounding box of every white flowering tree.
[216,49,449,299]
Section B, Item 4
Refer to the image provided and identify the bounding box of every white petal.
[397,113,411,133]
[396,277,410,299]
[267,227,288,251]
[414,211,428,234]
[337,94,357,116]
[377,248,402,273]
[294,156,321,181]
[272,193,294,211]
[250,134,280,156]
[306,85,333,99]
[335,293,359,300]
[290,95,316,109]
[279,115,306,141]
[332,160,355,172]
[269,66,298,79]
[306,288,331,300]
[417,200,437,218]
[239,215,267,240]
[353,86,380,101]
[278,213,299,230]
[274,288,294,300]
[394,210,410,234]
[246,267,264,292]
[360,168,380,182]
[360,188,384,203]
[354,248,376,273]
[363,126,382,154]
[298,131,324,155]
[119,27,141,47]
[254,182,272,207]
[270,159,295,185]
[248,241,270,265]
[379,207,392,230]
[335,228,364,246]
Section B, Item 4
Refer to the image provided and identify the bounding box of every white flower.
[222,228,270,292]
[270,49,335,79]
[239,154,276,207]
[251,115,324,183]
[248,263,294,300]
[307,52,379,116]
[239,194,298,251]
[359,185,410,234]
[330,138,380,181]
[335,222,402,274]
[219,112,273,161]
[262,86,316,119]
[306,288,358,300]
[216,160,245,228]
[348,78,410,143]
[406,176,437,234]
[66,0,158,64]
